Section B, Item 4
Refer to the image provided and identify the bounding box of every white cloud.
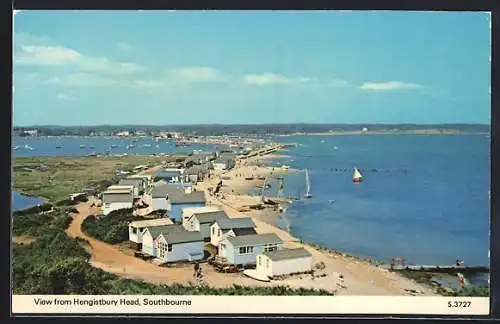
[14,43,143,75]
[360,81,422,91]
[117,42,133,51]
[167,67,227,83]
[56,93,75,101]
[243,72,311,86]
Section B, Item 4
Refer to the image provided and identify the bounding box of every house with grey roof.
[218,233,284,266]
[166,190,206,223]
[148,184,184,212]
[212,152,237,171]
[210,217,257,246]
[118,177,145,197]
[256,248,313,278]
[184,210,229,241]
[128,218,174,248]
[101,186,134,216]
[141,224,204,263]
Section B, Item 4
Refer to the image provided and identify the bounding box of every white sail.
[353,168,363,181]
[305,169,312,197]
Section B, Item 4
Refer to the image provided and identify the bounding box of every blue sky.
[12,10,491,126]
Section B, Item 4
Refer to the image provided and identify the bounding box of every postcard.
[11,9,491,316]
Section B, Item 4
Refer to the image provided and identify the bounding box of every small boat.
[13,145,20,150]
[143,144,152,148]
[90,145,95,149]
[334,146,338,150]
[281,165,290,170]
[126,144,135,150]
[55,145,63,149]
[304,169,312,198]
[110,144,118,148]
[155,144,160,148]
[353,167,363,183]
[79,144,86,149]
[328,199,336,204]
[24,144,34,151]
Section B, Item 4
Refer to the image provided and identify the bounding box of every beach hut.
[141,224,184,256]
[218,233,283,266]
[118,178,144,197]
[149,185,184,212]
[128,218,174,249]
[154,230,204,263]
[101,186,134,215]
[256,248,313,278]
[166,190,206,222]
[210,217,257,246]
[181,206,223,228]
[185,210,230,241]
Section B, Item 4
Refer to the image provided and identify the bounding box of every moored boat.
[353,167,363,183]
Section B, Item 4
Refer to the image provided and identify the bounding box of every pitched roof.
[169,190,206,204]
[262,248,312,261]
[160,231,204,244]
[150,185,184,198]
[102,192,133,203]
[144,224,184,239]
[192,211,229,224]
[225,233,283,247]
[216,217,255,230]
[119,178,142,186]
[232,227,257,236]
[129,218,173,228]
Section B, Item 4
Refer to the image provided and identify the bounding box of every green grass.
[12,156,167,202]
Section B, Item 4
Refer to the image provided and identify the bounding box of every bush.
[82,209,145,244]
[13,208,74,236]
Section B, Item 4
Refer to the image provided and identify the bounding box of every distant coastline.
[289,130,490,136]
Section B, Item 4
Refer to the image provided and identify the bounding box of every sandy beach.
[59,152,439,296]
[195,154,438,296]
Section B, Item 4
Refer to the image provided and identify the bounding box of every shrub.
[82,209,146,244]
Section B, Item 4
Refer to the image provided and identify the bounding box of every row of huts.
[128,205,313,279]
[100,149,236,217]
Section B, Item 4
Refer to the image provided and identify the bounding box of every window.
[132,227,137,234]
[212,227,215,235]
[258,256,262,266]
[218,229,221,236]
[158,242,166,259]
[239,246,254,254]
[167,244,172,252]
[220,244,225,250]
[266,259,270,268]
[138,227,143,233]
[264,244,278,252]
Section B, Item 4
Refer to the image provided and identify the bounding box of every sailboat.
[304,169,312,198]
[353,167,363,183]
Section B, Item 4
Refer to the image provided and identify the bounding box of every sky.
[12,10,491,126]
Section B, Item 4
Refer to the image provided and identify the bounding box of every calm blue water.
[12,136,222,157]
[12,135,490,268]
[268,135,490,267]
[12,192,44,211]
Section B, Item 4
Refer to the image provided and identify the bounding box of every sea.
[12,134,490,285]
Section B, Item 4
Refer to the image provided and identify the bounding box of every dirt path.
[63,161,437,295]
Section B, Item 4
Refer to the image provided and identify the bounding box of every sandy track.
[63,161,437,295]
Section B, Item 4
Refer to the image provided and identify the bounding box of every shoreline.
[196,153,442,295]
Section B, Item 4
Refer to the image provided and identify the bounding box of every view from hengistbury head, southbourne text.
[12,10,490,298]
